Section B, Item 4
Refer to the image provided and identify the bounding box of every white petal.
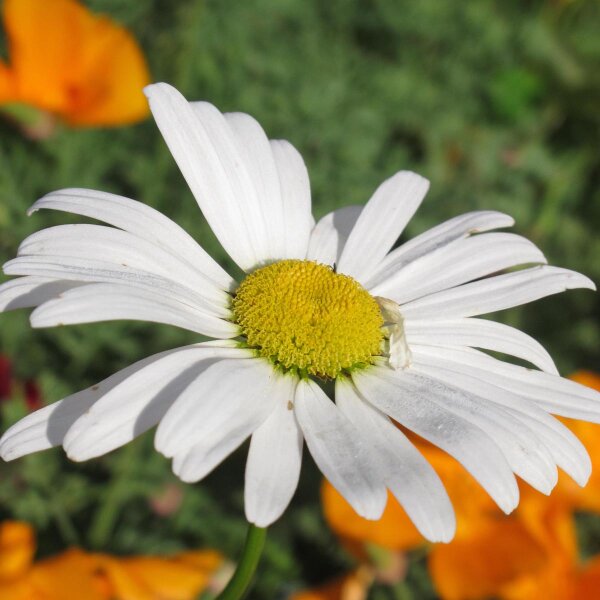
[405,318,558,374]
[410,349,591,486]
[401,266,596,320]
[190,101,277,264]
[245,387,303,527]
[225,112,286,261]
[306,206,362,266]
[336,380,455,542]
[338,171,429,283]
[0,343,244,461]
[29,188,234,290]
[352,366,519,513]
[156,358,278,459]
[0,390,97,461]
[294,379,386,520]
[4,255,224,317]
[63,345,251,461]
[364,210,515,289]
[371,233,546,303]
[18,224,228,310]
[30,283,237,339]
[169,362,288,483]
[146,83,263,270]
[0,276,82,311]
[270,140,313,259]
[412,345,600,423]
[393,369,558,494]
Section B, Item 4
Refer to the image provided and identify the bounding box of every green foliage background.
[0,0,598,598]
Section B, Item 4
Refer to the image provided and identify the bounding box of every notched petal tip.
[499,493,519,516]
[559,269,596,292]
[356,495,387,521]
[427,516,457,544]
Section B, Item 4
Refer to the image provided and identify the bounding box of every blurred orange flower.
[291,566,374,600]
[0,0,150,128]
[0,520,223,600]
[319,371,600,600]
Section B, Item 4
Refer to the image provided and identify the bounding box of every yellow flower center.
[232,260,384,379]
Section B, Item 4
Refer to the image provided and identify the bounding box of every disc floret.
[232,260,384,379]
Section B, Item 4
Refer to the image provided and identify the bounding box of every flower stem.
[216,524,267,600]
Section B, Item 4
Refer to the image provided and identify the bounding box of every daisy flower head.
[1,83,598,542]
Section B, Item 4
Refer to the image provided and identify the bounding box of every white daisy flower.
[1,82,598,542]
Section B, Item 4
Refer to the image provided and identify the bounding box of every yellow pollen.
[232,260,384,379]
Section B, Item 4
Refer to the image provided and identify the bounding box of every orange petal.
[423,447,499,538]
[574,555,600,599]
[291,567,373,600]
[2,0,149,125]
[499,562,577,600]
[28,549,108,600]
[100,550,223,600]
[0,578,42,600]
[0,61,16,104]
[0,521,35,582]
[429,518,548,600]
[60,13,150,126]
[518,487,579,564]
[322,481,423,554]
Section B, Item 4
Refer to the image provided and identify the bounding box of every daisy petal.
[401,266,596,320]
[225,112,286,261]
[413,346,600,423]
[338,171,429,283]
[394,369,558,494]
[190,101,274,264]
[30,283,238,339]
[405,318,558,374]
[245,385,303,527]
[365,210,515,289]
[168,362,288,483]
[371,232,546,303]
[0,344,241,461]
[0,390,97,461]
[4,255,222,317]
[63,345,251,461]
[155,359,279,459]
[29,188,234,290]
[17,224,228,309]
[410,349,591,485]
[0,276,82,311]
[353,366,519,513]
[270,140,313,259]
[145,83,263,270]
[336,380,456,542]
[306,205,362,266]
[294,379,387,520]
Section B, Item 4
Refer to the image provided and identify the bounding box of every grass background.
[0,0,599,598]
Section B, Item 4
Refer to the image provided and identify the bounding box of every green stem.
[216,524,267,600]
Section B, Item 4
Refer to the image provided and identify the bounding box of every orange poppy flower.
[0,0,150,127]
[0,520,223,600]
